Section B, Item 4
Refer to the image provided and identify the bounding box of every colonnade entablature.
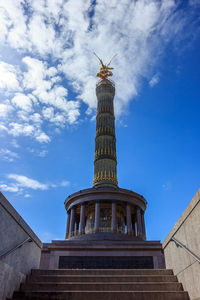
[65,187,147,240]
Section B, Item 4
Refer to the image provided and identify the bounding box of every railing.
[0,237,32,260]
[172,237,200,263]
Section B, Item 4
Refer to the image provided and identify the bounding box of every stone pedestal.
[40,237,165,270]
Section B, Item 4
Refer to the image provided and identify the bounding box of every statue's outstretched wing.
[107,54,117,67]
[93,52,104,67]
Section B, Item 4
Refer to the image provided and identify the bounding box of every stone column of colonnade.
[69,207,75,237]
[95,202,100,233]
[65,211,70,239]
[79,203,85,234]
[66,202,146,239]
[111,202,117,232]
[137,207,143,238]
[141,211,146,240]
[126,203,132,234]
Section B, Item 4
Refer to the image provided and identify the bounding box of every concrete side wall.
[163,189,200,300]
[0,192,42,300]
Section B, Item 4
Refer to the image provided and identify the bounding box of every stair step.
[21,282,183,292]
[28,274,178,283]
[31,269,173,276]
[12,291,190,300]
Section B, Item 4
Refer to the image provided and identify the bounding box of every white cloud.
[149,73,160,87]
[0,148,19,162]
[27,148,48,157]
[35,132,51,143]
[22,56,53,92]
[21,56,80,126]
[28,14,56,55]
[4,121,50,144]
[38,150,48,157]
[0,173,71,194]
[0,101,13,118]
[0,124,8,132]
[7,174,49,190]
[11,140,20,148]
[162,181,172,191]
[0,184,19,193]
[31,113,42,124]
[9,123,35,137]
[0,62,20,91]
[0,1,30,49]
[0,0,198,145]
[24,193,31,198]
[12,93,33,112]
[60,180,70,187]
[42,107,54,119]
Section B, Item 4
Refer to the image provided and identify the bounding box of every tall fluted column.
[111,202,117,232]
[93,79,118,187]
[126,203,132,234]
[69,207,75,237]
[137,207,142,238]
[95,202,100,233]
[80,203,85,234]
[65,211,70,239]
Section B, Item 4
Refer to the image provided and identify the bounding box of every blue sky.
[0,0,200,242]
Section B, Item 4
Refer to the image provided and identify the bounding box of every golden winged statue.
[94,52,117,79]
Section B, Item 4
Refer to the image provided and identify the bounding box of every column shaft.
[111,202,117,232]
[141,212,146,240]
[137,207,142,238]
[95,202,100,233]
[126,203,132,234]
[132,216,136,237]
[69,207,75,237]
[74,222,77,236]
[80,203,85,234]
[65,211,70,239]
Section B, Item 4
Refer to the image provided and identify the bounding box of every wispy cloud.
[27,148,48,157]
[24,193,31,198]
[38,231,62,243]
[7,174,48,190]
[0,184,19,193]
[0,62,20,91]
[162,181,172,191]
[0,174,70,194]
[0,0,198,144]
[60,180,70,187]
[0,148,19,162]
[38,150,48,157]
[149,73,160,87]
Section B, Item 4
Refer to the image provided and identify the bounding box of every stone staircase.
[10,269,189,300]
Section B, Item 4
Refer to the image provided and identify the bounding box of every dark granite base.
[59,256,154,269]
